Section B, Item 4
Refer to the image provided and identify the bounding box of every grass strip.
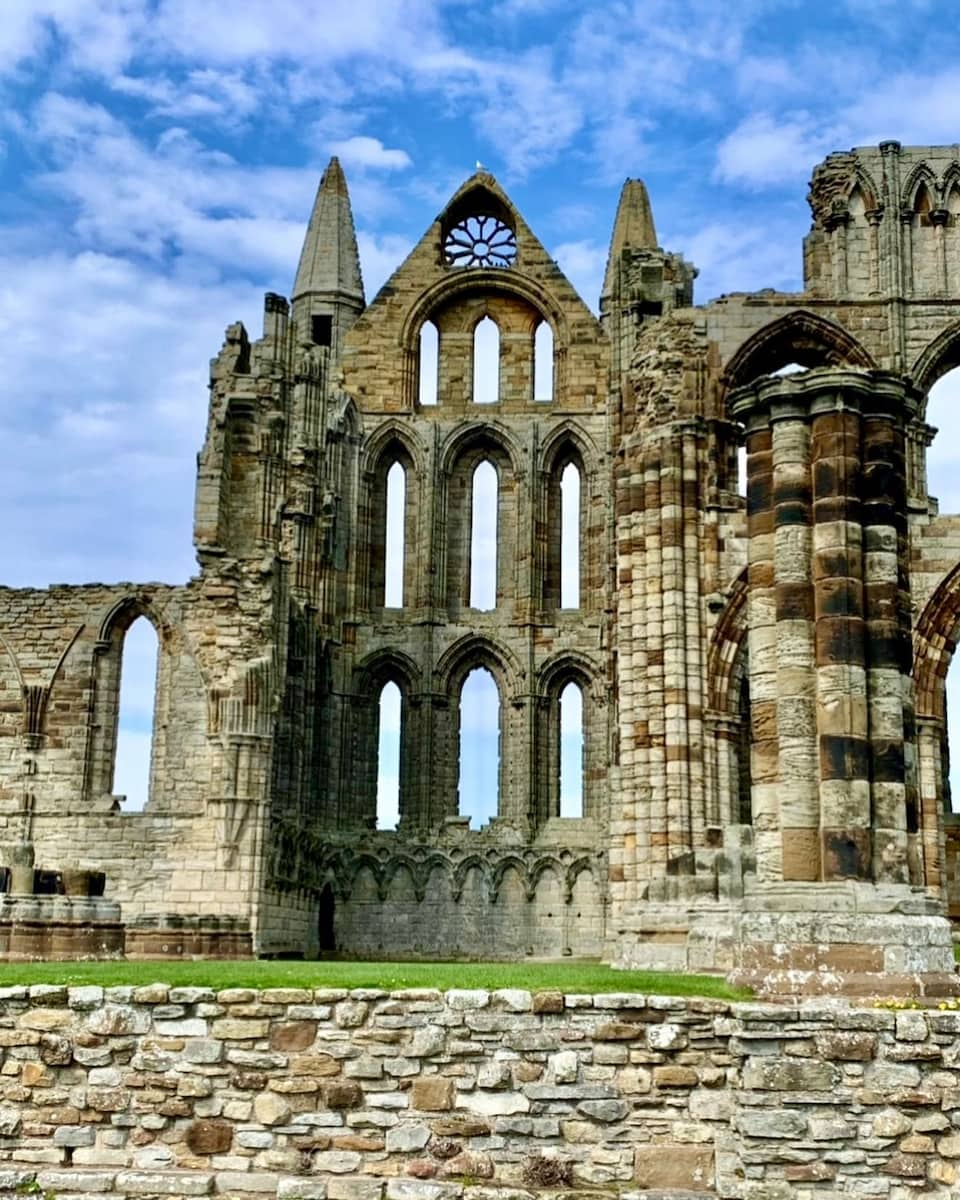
[0,959,749,999]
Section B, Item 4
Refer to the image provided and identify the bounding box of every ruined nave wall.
[0,575,280,930]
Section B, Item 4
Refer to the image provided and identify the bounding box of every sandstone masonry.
[3,143,960,980]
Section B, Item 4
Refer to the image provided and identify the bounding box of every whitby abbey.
[4,140,960,995]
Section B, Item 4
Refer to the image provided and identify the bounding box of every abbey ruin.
[3,141,960,991]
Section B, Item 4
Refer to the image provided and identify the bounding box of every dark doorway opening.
[318,884,336,954]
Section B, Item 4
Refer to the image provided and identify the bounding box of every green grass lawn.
[0,959,749,1000]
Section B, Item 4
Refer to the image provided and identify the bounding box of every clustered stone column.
[731,369,919,887]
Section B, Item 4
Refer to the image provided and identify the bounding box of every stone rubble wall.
[0,988,957,1198]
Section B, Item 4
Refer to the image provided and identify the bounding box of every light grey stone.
[385,1123,431,1152]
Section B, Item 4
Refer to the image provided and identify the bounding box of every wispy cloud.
[714,112,841,189]
[329,136,412,172]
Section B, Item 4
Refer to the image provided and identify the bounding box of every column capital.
[730,368,920,432]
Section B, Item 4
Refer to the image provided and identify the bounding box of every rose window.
[443,214,517,268]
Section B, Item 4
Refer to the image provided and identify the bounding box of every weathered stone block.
[412,1077,455,1111]
[386,1123,431,1152]
[115,1170,213,1195]
[253,1092,291,1126]
[634,1144,714,1191]
[270,1020,317,1051]
[187,1119,233,1155]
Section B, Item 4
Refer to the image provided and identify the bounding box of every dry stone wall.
[0,987,958,1197]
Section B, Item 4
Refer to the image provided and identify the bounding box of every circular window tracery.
[444,214,517,268]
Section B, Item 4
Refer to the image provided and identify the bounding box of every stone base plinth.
[612,881,959,998]
[727,881,958,998]
[612,901,739,973]
[0,895,123,960]
[126,914,252,959]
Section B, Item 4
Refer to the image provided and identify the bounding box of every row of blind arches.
[418,318,554,407]
[374,672,585,831]
[381,457,582,610]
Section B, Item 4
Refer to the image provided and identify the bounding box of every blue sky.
[5,0,960,812]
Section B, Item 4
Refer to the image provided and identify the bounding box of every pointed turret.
[292,157,365,353]
[600,177,697,388]
[602,178,658,297]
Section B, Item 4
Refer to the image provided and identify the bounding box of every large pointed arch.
[914,561,960,722]
[440,422,523,612]
[906,563,960,891]
[535,651,604,826]
[911,322,960,401]
[538,421,600,613]
[401,273,571,357]
[359,422,425,610]
[350,648,422,831]
[438,419,524,479]
[721,310,876,394]
[96,593,170,648]
[353,647,423,699]
[539,419,600,479]
[435,633,525,702]
[86,593,170,810]
[707,570,749,717]
[941,161,960,205]
[358,420,427,479]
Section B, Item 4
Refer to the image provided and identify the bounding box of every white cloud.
[552,239,606,312]
[735,54,797,96]
[0,248,258,586]
[27,94,317,275]
[329,136,412,172]
[0,1,147,77]
[714,112,840,189]
[676,218,803,299]
[358,232,415,301]
[150,0,445,66]
[856,69,960,146]
[112,68,261,123]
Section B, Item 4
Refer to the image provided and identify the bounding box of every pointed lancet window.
[847,184,866,223]
[114,616,159,811]
[418,321,439,406]
[376,681,401,830]
[534,320,554,401]
[915,181,933,227]
[560,462,581,609]
[459,667,500,827]
[384,462,406,608]
[559,681,584,818]
[470,460,498,609]
[473,317,500,404]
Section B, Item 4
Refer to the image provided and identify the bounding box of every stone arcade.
[3,142,960,990]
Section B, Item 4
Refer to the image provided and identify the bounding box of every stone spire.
[292,157,365,348]
[602,178,658,298]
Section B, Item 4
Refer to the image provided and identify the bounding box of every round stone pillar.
[731,369,919,885]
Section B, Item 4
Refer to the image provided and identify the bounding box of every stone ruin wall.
[0,570,278,932]
[249,178,622,960]
[6,144,960,957]
[0,987,959,1197]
